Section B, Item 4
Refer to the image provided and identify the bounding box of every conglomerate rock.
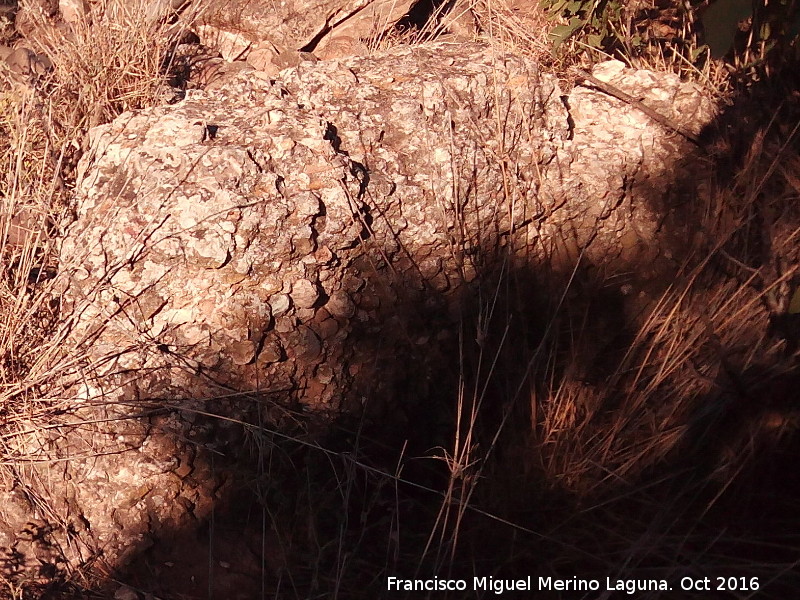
[0,42,714,588]
[165,0,418,73]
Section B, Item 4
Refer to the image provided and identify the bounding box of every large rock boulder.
[59,43,590,417]
[0,42,714,592]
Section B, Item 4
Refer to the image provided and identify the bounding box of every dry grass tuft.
[463,0,553,60]
[26,0,176,130]
[0,7,179,595]
[446,90,800,589]
[0,0,178,408]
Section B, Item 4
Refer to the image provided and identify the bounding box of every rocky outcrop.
[0,42,714,591]
[192,0,416,63]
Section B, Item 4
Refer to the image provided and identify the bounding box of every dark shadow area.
[395,0,446,33]
[95,217,800,600]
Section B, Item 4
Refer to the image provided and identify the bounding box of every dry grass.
[0,3,180,595]
[27,0,176,128]
[0,0,178,408]
[462,0,553,59]
[441,86,800,592]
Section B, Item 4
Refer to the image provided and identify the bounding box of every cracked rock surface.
[0,42,714,587]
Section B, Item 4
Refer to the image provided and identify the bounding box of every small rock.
[196,24,253,61]
[270,293,291,316]
[275,315,296,334]
[257,338,284,364]
[173,462,193,478]
[247,45,279,76]
[291,278,319,308]
[59,0,87,24]
[229,340,257,365]
[316,364,334,384]
[114,586,139,600]
[289,325,322,361]
[326,290,355,318]
[273,49,318,70]
[317,317,339,340]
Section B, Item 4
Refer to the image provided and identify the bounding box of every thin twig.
[573,68,701,145]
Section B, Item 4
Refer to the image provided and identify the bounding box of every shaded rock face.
[1,43,714,587]
[562,60,715,274]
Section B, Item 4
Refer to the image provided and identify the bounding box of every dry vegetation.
[1,0,799,598]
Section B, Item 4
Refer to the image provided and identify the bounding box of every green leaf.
[586,33,604,47]
[788,287,800,314]
[549,17,586,47]
[690,44,710,61]
[542,0,568,13]
[566,0,587,13]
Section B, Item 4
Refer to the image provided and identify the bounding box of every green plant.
[542,0,626,51]
[538,0,715,81]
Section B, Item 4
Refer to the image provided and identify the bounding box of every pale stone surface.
[195,23,252,61]
[58,0,87,23]
[245,43,279,74]
[0,43,715,585]
[0,45,50,81]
